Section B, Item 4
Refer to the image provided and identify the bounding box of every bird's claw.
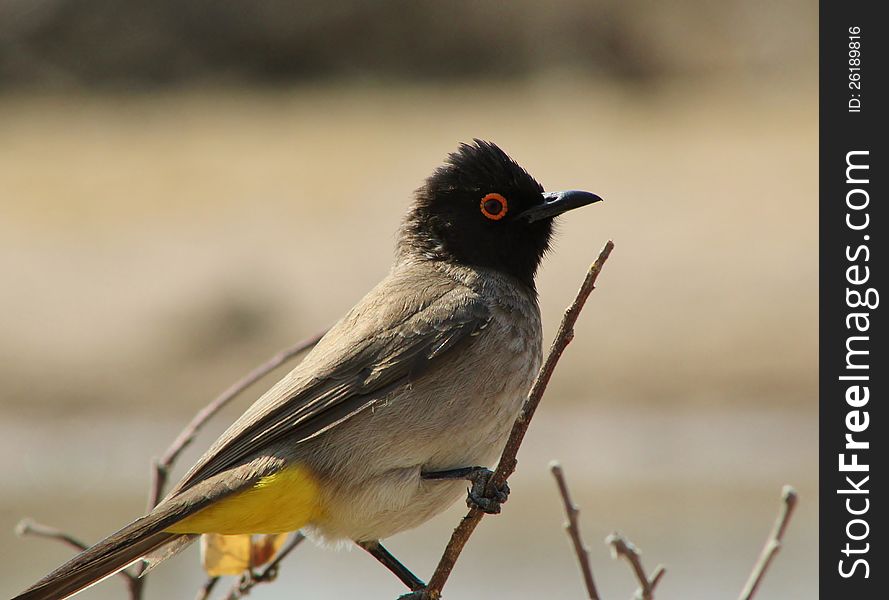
[466,468,509,514]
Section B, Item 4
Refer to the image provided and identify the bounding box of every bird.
[14,139,601,600]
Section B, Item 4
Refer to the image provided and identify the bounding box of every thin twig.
[255,532,307,582]
[148,331,325,509]
[424,240,615,599]
[649,565,666,591]
[194,576,220,600]
[16,519,143,598]
[737,485,798,600]
[606,532,665,600]
[221,533,307,600]
[550,462,600,600]
[16,519,89,553]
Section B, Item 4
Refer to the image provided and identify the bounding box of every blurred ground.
[0,77,816,599]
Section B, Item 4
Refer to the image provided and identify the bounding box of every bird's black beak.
[520,190,603,223]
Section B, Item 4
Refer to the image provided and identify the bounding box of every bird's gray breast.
[361,272,542,472]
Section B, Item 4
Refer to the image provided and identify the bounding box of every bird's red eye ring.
[480,193,508,221]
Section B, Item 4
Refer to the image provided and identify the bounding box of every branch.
[15,519,89,553]
[550,462,601,600]
[194,576,220,600]
[148,332,326,509]
[606,533,665,600]
[737,485,798,600]
[15,519,143,598]
[424,240,615,599]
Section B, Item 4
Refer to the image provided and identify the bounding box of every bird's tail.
[13,511,185,600]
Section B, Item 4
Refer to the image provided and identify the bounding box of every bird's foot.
[465,467,509,514]
[421,465,509,514]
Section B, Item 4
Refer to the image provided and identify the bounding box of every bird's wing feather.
[171,278,491,495]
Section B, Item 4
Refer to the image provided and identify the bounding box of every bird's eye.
[480,193,508,221]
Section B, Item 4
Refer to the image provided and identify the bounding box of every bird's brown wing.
[171,280,491,495]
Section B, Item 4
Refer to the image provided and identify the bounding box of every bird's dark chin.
[467,218,553,290]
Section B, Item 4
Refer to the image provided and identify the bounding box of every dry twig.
[550,462,601,600]
[16,519,90,553]
[606,533,665,600]
[15,519,143,598]
[194,575,220,600]
[423,240,615,599]
[737,485,798,600]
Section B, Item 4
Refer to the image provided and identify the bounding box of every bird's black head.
[399,140,601,289]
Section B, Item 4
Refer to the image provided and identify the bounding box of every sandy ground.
[0,80,816,598]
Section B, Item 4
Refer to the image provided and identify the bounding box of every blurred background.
[1,1,816,599]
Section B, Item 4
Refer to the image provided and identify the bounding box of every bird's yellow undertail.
[165,465,324,535]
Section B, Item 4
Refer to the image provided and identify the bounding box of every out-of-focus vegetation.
[1,0,814,88]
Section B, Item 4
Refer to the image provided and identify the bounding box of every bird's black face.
[399,140,601,289]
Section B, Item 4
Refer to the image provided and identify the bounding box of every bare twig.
[737,485,798,600]
[148,332,325,509]
[606,533,665,600]
[649,565,666,591]
[221,533,307,600]
[424,240,615,599]
[16,519,143,598]
[550,462,600,600]
[16,519,89,553]
[194,576,220,600]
